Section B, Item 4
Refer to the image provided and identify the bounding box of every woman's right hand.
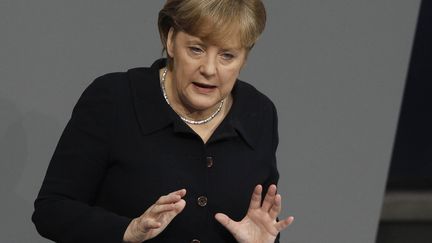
[123,189,187,243]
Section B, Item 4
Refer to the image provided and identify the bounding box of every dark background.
[376,2,432,241]
[386,0,432,191]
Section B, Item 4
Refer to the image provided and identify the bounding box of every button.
[206,156,214,168]
[197,196,208,207]
[191,239,200,243]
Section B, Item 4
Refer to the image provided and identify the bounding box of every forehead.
[176,31,243,51]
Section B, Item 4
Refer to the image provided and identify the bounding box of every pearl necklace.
[160,68,225,125]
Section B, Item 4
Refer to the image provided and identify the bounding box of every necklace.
[160,68,225,125]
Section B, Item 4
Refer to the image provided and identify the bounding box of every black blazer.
[32,59,280,243]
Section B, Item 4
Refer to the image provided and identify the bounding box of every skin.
[123,185,294,243]
[215,185,295,243]
[164,28,247,121]
[123,189,187,242]
[123,29,294,243]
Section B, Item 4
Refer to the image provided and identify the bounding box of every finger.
[152,200,186,226]
[248,185,262,209]
[156,193,182,205]
[262,184,277,212]
[152,196,187,216]
[173,188,187,197]
[275,216,294,232]
[139,218,162,231]
[152,203,176,214]
[214,213,237,234]
[173,199,187,213]
[161,188,187,202]
[269,194,282,219]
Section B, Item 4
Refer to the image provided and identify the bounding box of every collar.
[127,59,262,149]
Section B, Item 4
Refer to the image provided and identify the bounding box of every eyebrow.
[186,38,204,45]
[186,38,242,52]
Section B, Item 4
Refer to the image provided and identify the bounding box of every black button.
[191,239,200,243]
[206,156,214,168]
[197,196,208,207]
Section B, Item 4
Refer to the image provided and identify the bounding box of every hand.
[123,189,186,243]
[215,185,294,243]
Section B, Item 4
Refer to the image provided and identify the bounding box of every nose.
[200,55,217,78]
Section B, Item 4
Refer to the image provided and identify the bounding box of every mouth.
[192,82,217,93]
[192,82,217,89]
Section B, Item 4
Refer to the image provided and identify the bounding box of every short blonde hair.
[158,0,266,66]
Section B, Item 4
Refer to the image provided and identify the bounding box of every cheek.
[218,70,240,94]
[220,67,241,84]
[174,65,197,89]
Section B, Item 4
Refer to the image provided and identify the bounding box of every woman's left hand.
[215,184,294,243]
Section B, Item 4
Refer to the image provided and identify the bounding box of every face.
[166,28,247,113]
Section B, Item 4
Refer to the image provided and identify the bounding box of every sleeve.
[32,76,132,243]
[262,101,280,190]
[265,101,281,243]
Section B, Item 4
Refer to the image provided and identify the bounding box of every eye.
[221,53,235,61]
[189,46,203,55]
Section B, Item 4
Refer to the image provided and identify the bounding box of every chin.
[190,103,217,112]
[188,98,220,111]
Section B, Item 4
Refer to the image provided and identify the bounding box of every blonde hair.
[158,0,266,66]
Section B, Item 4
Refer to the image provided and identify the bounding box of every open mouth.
[192,82,217,89]
[192,82,217,94]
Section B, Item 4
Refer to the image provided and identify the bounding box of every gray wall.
[0,1,420,242]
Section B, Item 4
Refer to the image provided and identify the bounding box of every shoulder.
[230,80,279,150]
[80,72,127,100]
[84,69,137,95]
[235,80,277,114]
[80,66,154,101]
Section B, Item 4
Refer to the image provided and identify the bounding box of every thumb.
[215,213,236,232]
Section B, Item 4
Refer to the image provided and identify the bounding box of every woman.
[32,0,294,242]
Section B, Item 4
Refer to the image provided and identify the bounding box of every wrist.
[123,218,143,243]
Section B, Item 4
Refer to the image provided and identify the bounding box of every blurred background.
[0,0,427,242]
[376,1,432,242]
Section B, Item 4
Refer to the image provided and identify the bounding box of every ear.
[166,27,175,58]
